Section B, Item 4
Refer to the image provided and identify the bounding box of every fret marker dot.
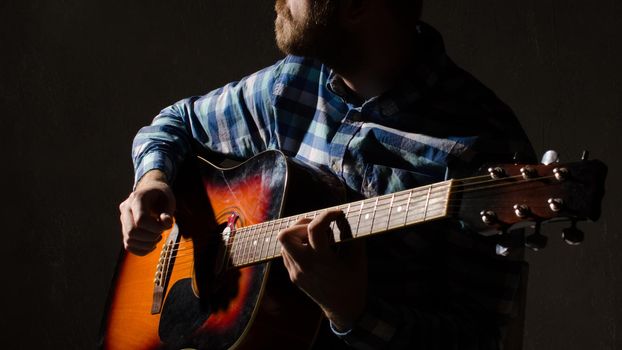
[253,240,257,246]
[265,237,270,242]
[365,213,370,220]
[397,206,402,212]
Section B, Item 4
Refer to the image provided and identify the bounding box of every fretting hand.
[278,209,367,331]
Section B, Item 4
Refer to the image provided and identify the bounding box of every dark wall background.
[1,0,619,349]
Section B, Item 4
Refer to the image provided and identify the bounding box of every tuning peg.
[581,150,590,161]
[562,221,584,245]
[495,244,510,256]
[525,223,548,251]
[541,150,560,165]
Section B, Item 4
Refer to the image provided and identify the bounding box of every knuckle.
[290,270,303,284]
[277,229,289,242]
[307,221,321,234]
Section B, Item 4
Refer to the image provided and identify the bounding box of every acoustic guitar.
[100,149,607,349]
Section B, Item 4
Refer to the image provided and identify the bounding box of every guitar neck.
[228,180,454,268]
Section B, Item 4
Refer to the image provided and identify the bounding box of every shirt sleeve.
[131,60,284,186]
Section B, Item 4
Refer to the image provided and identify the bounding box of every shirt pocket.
[361,163,446,197]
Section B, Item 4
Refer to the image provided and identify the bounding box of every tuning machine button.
[553,167,568,181]
[520,166,537,179]
[495,244,511,256]
[547,198,564,212]
[488,167,506,179]
[513,204,531,218]
[541,150,560,165]
[480,210,497,225]
[562,221,584,245]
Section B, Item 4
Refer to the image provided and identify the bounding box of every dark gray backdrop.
[1,1,620,349]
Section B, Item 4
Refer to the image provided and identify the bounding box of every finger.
[278,224,311,262]
[126,243,157,256]
[281,248,304,285]
[293,217,312,225]
[160,213,174,229]
[131,196,169,233]
[128,228,163,243]
[307,209,344,251]
[335,212,353,240]
[120,202,136,238]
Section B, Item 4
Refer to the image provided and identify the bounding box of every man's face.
[274,0,340,59]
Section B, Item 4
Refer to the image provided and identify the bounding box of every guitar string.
[166,199,559,259]
[165,173,558,257]
[156,172,567,272]
[217,176,557,268]
[152,180,563,271]
[164,175,490,255]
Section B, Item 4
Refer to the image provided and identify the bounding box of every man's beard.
[274,0,343,65]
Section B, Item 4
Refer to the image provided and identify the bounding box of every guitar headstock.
[456,158,607,249]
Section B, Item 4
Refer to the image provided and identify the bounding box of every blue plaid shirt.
[133,22,534,349]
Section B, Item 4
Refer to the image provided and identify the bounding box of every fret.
[369,197,379,233]
[249,222,259,264]
[229,236,237,266]
[427,193,448,215]
[249,224,259,263]
[423,185,432,220]
[387,191,410,230]
[356,198,378,236]
[403,189,413,226]
[247,227,257,265]
[259,221,271,262]
[340,203,352,240]
[405,185,429,224]
[370,196,390,234]
[227,181,452,268]
[338,203,352,241]
[264,220,278,263]
[268,219,281,262]
[249,222,265,263]
[404,183,451,225]
[232,235,243,266]
[269,218,285,259]
[273,231,282,258]
[237,226,248,266]
[385,193,396,231]
[345,201,362,238]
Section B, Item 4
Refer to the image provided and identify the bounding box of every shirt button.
[331,160,339,172]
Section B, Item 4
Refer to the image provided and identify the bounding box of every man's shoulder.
[272,55,328,84]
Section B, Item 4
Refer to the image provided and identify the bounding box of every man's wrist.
[136,169,169,189]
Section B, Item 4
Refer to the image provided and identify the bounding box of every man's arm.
[278,128,535,349]
[120,60,283,255]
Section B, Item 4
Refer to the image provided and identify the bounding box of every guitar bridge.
[151,224,181,314]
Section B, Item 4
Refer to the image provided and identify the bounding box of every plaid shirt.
[133,22,535,349]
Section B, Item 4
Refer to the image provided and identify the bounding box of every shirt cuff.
[329,321,353,337]
[330,297,399,349]
[133,151,175,189]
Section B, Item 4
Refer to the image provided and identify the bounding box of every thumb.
[160,212,174,228]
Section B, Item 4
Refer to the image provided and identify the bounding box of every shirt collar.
[325,21,449,117]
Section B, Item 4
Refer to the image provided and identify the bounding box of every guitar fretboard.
[228,180,453,267]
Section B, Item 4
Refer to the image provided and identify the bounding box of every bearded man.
[119,0,535,348]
